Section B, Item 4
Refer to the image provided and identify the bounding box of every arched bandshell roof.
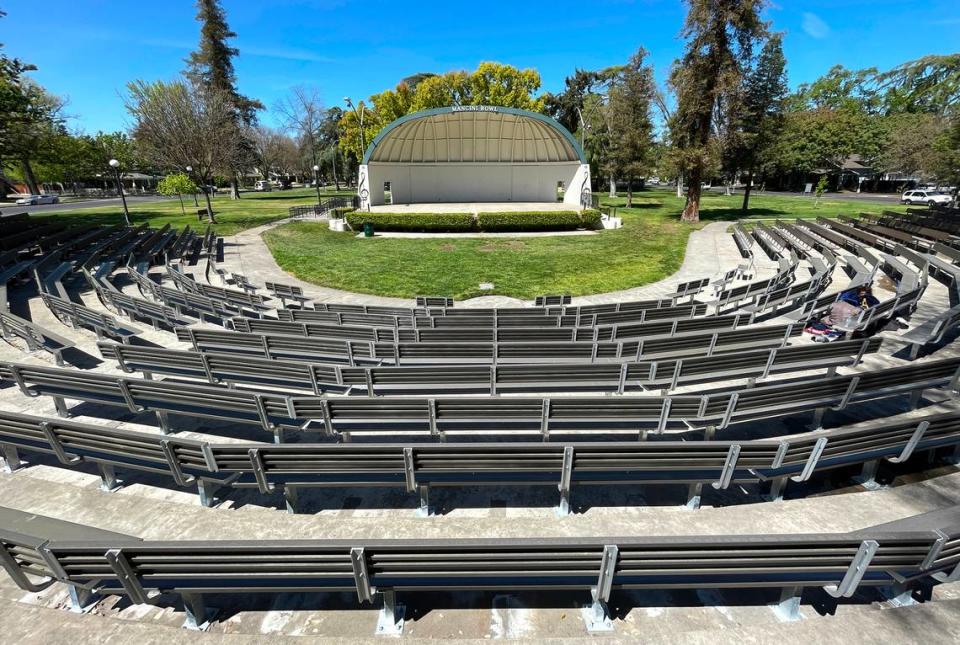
[362,106,585,165]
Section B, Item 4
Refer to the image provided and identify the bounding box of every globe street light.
[312,165,322,208]
[185,165,199,207]
[109,159,131,226]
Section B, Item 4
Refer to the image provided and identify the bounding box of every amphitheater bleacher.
[0,211,958,637]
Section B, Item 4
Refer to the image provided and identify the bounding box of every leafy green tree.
[603,48,656,207]
[338,63,545,160]
[669,0,767,222]
[877,113,949,184]
[157,172,199,216]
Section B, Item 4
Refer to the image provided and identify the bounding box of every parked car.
[15,194,59,205]
[900,190,952,206]
[254,180,272,192]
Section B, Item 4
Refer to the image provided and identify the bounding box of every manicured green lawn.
[29,187,355,236]
[264,189,908,300]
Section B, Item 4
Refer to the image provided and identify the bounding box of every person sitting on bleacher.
[823,284,879,327]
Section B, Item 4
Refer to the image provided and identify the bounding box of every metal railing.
[288,195,359,219]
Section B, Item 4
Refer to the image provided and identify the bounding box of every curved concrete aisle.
[219,218,749,308]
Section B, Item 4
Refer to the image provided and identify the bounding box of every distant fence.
[288,196,359,219]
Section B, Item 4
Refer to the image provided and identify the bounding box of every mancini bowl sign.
[451,105,499,112]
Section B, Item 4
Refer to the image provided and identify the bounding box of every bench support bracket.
[0,445,21,473]
[67,584,100,614]
[284,486,299,514]
[181,592,217,631]
[765,476,788,502]
[415,485,433,518]
[769,586,803,622]
[685,483,702,510]
[98,464,121,492]
[582,544,617,633]
[196,478,221,508]
[852,459,885,490]
[376,589,405,636]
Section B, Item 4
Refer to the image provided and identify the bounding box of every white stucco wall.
[365,162,583,206]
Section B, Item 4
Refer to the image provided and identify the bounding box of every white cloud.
[801,12,831,39]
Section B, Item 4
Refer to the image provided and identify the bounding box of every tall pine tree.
[185,0,263,198]
[669,0,767,222]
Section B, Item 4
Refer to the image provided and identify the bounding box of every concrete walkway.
[219,218,746,308]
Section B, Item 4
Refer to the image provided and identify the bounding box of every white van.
[254,180,272,192]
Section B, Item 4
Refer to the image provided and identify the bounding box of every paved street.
[0,195,171,215]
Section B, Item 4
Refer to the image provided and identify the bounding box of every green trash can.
[363,222,374,238]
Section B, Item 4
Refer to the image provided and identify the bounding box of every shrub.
[346,212,476,232]
[477,211,586,232]
[580,209,602,229]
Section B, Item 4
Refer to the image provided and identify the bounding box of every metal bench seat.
[0,310,74,366]
[900,304,960,359]
[2,503,958,635]
[0,407,957,517]
[176,324,802,366]
[1,356,959,441]
[231,312,754,345]
[99,337,880,397]
[265,281,311,307]
[40,293,141,343]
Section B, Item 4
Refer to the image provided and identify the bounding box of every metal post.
[98,464,120,492]
[685,482,702,510]
[765,476,788,502]
[416,485,432,518]
[111,164,131,227]
[853,459,884,490]
[769,585,803,622]
[376,589,405,636]
[582,544,618,633]
[196,478,219,508]
[68,585,100,614]
[284,486,299,514]
[182,592,217,631]
[0,445,22,473]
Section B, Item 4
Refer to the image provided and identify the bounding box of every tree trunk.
[741,170,754,213]
[676,173,683,199]
[626,178,633,208]
[20,159,40,195]
[192,191,199,207]
[332,150,340,191]
[203,189,217,224]
[229,177,240,200]
[177,194,185,216]
[681,168,702,223]
[608,174,616,198]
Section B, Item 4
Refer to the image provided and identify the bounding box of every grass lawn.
[265,189,907,300]
[28,187,355,236]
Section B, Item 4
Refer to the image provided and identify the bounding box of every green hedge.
[344,209,603,233]
[346,212,476,232]
[477,210,601,232]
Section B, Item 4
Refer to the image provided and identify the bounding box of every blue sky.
[3,0,958,134]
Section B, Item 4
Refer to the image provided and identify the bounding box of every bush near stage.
[346,212,476,232]
[477,210,600,232]
[344,209,602,233]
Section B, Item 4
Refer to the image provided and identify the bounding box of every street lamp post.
[344,97,366,156]
[109,159,131,226]
[186,166,199,207]
[312,165,322,213]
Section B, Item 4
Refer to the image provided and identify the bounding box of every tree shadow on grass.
[696,206,789,222]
